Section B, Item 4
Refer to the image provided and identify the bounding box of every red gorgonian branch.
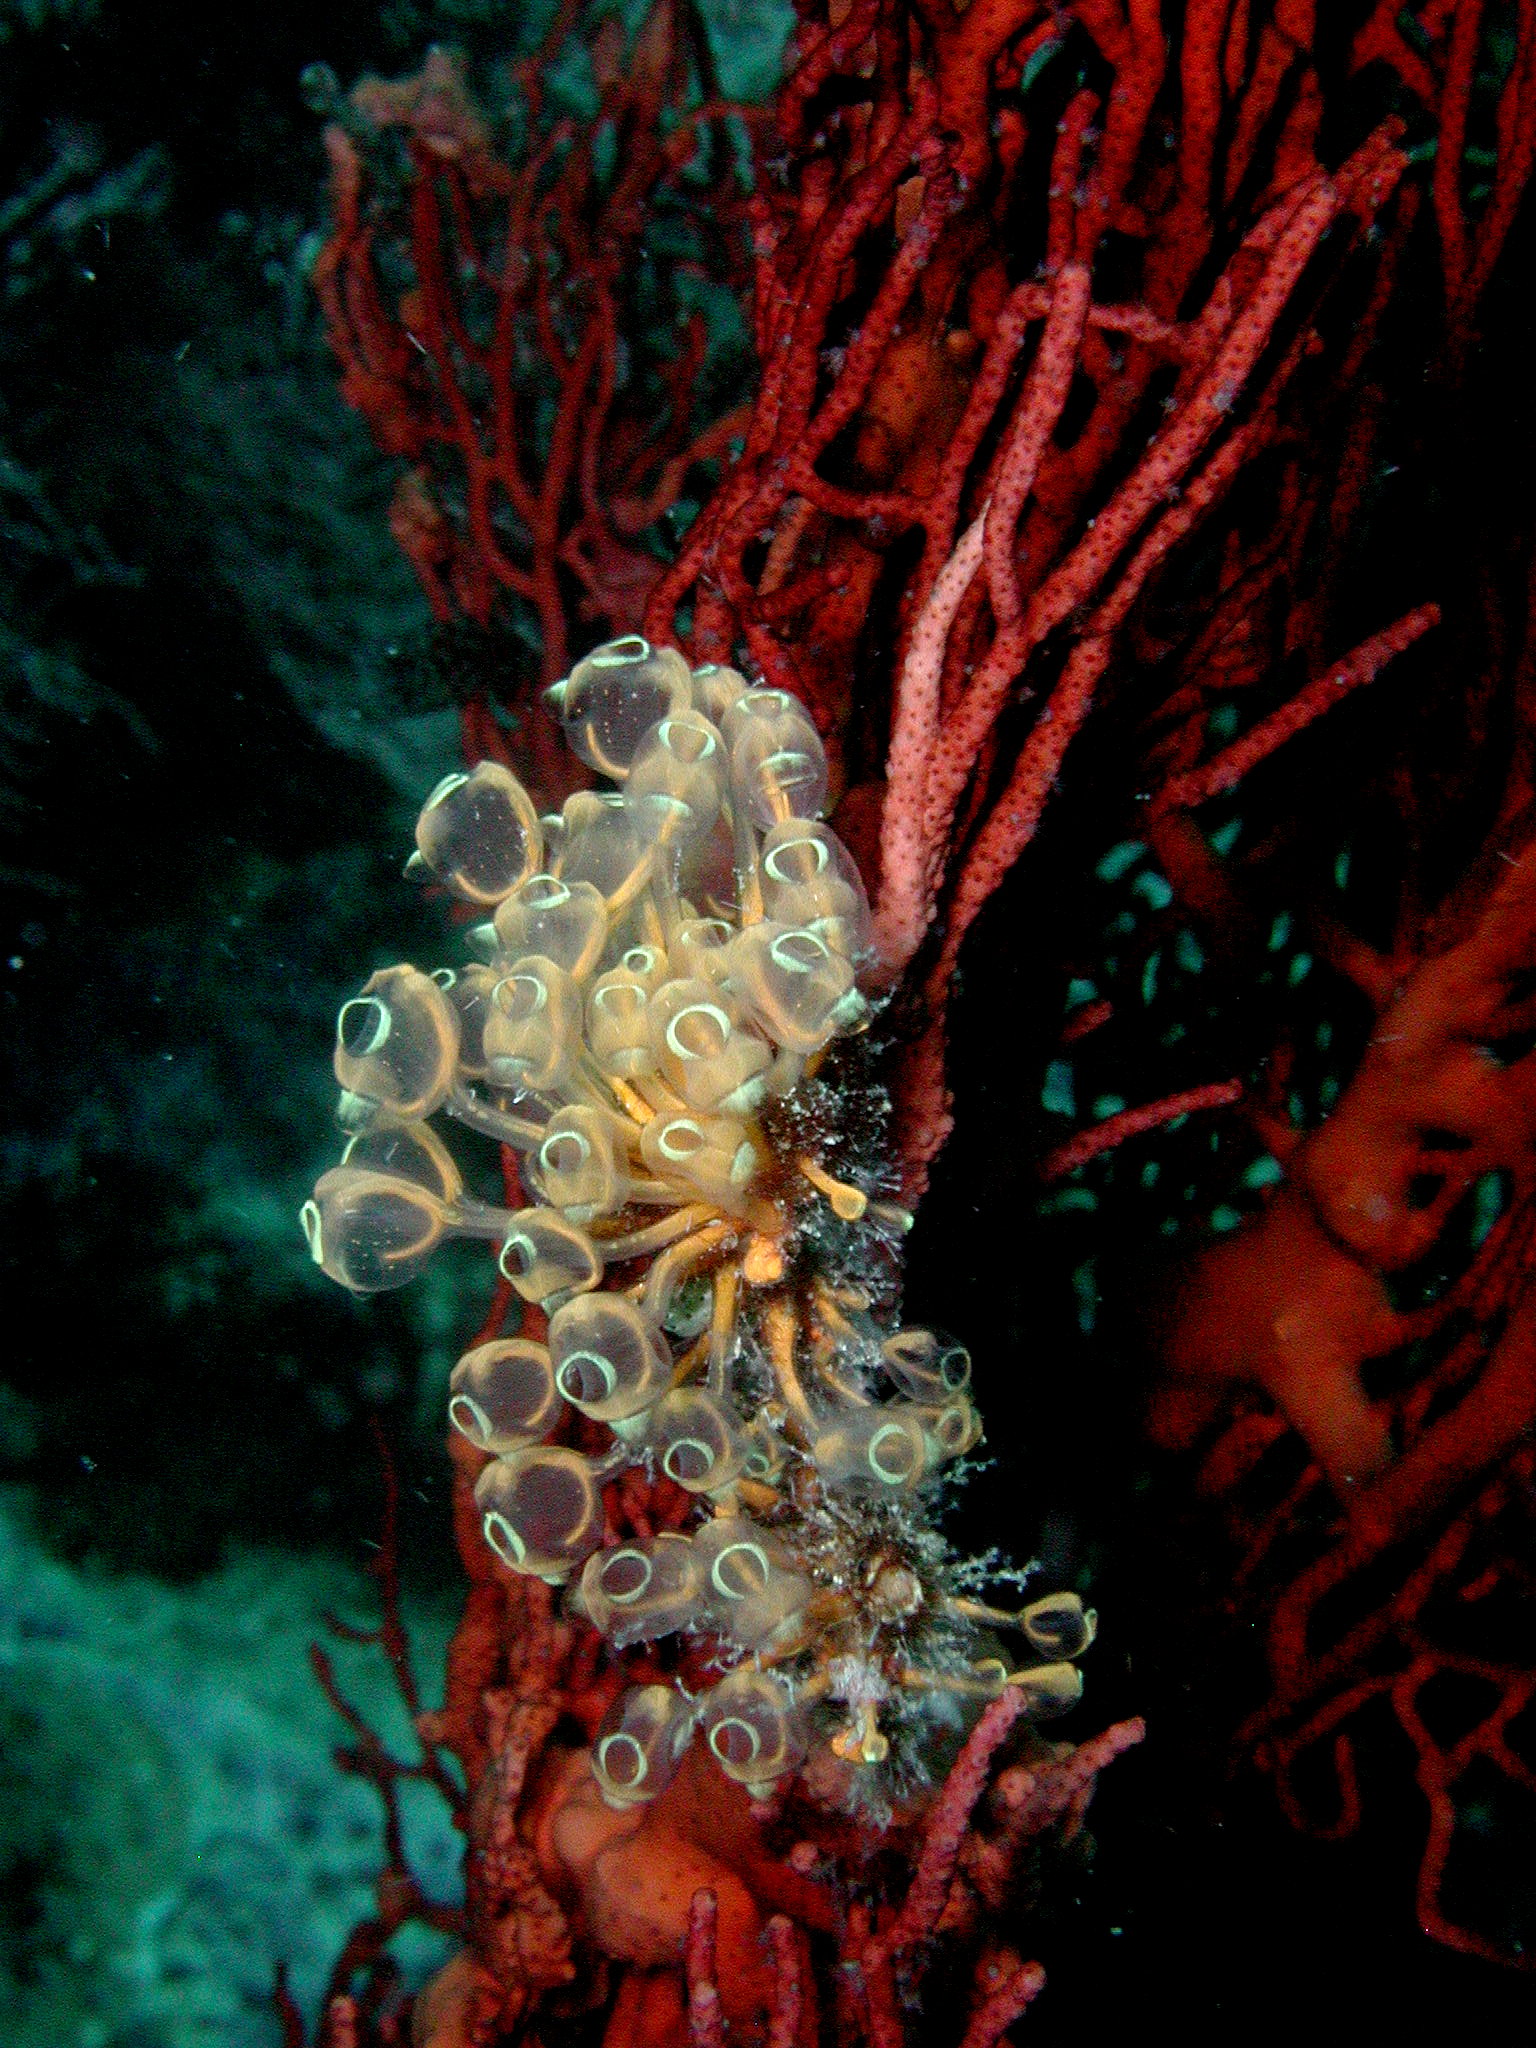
[314,9,759,790]
[302,0,1536,2026]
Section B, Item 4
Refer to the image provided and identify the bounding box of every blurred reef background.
[0,3,773,2041]
[5,1,1536,2043]
[0,1,473,2038]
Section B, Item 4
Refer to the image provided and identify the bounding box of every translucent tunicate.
[437,963,500,1080]
[1009,1661,1085,1719]
[413,761,542,905]
[497,1208,602,1305]
[638,1111,757,1211]
[491,875,608,979]
[725,691,829,828]
[448,1339,564,1453]
[650,979,771,1114]
[590,1683,697,1809]
[539,809,567,870]
[334,964,459,1123]
[644,1386,747,1492]
[728,923,865,1055]
[302,1169,448,1293]
[739,1418,786,1482]
[625,709,727,846]
[339,1120,461,1204]
[586,951,667,1077]
[554,793,650,899]
[474,1446,608,1580]
[550,636,693,779]
[688,662,749,725]
[693,1516,811,1651]
[917,1396,983,1465]
[547,1293,673,1421]
[670,917,736,986]
[302,1159,509,1294]
[1021,1591,1097,1662]
[758,820,873,960]
[880,1329,973,1403]
[531,1106,629,1223]
[677,816,740,921]
[812,1404,930,1492]
[577,1532,702,1644]
[484,956,582,1095]
[697,1666,806,1790]
[720,686,800,750]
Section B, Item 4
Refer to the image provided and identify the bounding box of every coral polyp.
[303,635,1094,1804]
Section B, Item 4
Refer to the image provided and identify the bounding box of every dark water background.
[4,0,1536,2039]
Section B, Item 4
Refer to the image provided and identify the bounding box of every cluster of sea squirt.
[303,635,1096,1806]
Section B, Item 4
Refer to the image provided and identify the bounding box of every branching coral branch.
[314,16,759,790]
[1039,1080,1244,1182]
[1146,759,1536,1958]
[639,3,1451,1201]
[1150,606,1442,814]
[302,0,1536,2024]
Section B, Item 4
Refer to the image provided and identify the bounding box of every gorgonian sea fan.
[303,635,1095,1807]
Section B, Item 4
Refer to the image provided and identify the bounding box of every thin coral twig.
[685,1889,725,2048]
[1040,1079,1244,1180]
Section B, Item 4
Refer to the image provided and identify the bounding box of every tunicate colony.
[304,636,1095,1808]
